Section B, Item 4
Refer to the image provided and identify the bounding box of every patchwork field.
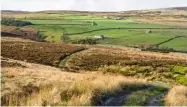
[2,10,187,51]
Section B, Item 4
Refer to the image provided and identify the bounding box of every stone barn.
[146,30,152,34]
[93,35,105,39]
[103,16,109,19]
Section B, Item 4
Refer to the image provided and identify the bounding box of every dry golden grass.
[165,85,187,106]
[1,37,34,42]
[1,58,147,106]
[1,50,186,106]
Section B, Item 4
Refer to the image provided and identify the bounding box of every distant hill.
[2,6,187,17]
[170,7,187,10]
[1,10,29,14]
[2,7,187,14]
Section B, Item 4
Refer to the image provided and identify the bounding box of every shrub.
[61,33,70,43]
[175,76,187,85]
[142,46,175,53]
[72,38,97,45]
[1,18,32,26]
[171,66,187,75]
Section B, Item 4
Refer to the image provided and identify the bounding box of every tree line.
[1,18,32,26]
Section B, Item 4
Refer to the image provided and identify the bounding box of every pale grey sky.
[1,0,187,12]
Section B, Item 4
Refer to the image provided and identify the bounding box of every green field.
[3,13,187,51]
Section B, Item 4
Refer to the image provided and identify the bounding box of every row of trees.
[61,33,97,45]
[71,38,97,45]
[1,18,32,26]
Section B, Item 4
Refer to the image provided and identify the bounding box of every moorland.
[1,7,187,106]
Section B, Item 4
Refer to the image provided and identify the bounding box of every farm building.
[103,16,109,19]
[93,35,105,39]
[146,30,152,34]
[113,17,123,20]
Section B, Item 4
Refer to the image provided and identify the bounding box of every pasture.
[2,12,187,51]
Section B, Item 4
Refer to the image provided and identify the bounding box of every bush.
[61,33,70,43]
[1,18,32,26]
[142,46,175,53]
[72,38,97,45]
[175,76,187,85]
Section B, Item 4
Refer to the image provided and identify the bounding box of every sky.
[1,0,187,12]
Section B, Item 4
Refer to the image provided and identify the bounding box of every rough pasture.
[66,47,187,85]
[1,41,85,66]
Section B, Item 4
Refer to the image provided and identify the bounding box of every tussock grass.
[1,58,148,106]
[1,83,57,106]
[165,85,187,106]
[58,75,148,106]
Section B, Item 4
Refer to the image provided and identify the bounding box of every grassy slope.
[65,47,187,85]
[1,37,187,106]
[2,58,173,106]
[0,58,147,106]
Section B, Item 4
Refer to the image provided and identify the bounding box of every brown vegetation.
[1,25,42,41]
[165,85,187,106]
[1,40,85,66]
[66,48,187,84]
[136,17,187,28]
[1,37,34,42]
[67,47,187,70]
[1,38,187,106]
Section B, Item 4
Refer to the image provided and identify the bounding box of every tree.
[92,22,97,26]
[61,33,70,42]
[36,31,45,42]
